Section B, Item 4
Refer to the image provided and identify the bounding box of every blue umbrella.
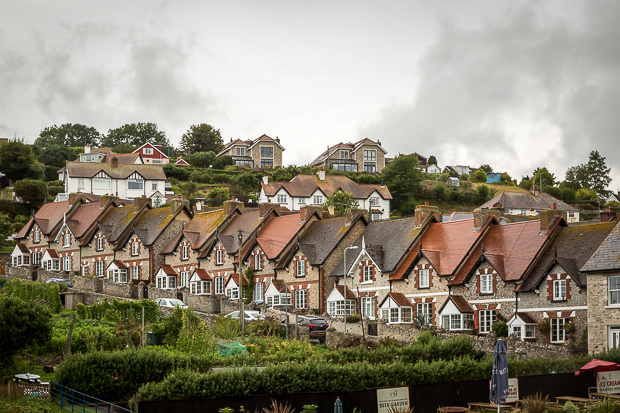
[490,339,509,413]
[334,397,343,413]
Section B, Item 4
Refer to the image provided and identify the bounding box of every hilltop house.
[310,138,387,173]
[217,134,285,168]
[132,143,170,165]
[480,192,580,222]
[259,170,392,220]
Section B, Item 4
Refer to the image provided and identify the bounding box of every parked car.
[155,298,188,309]
[282,315,329,342]
[44,278,73,288]
[224,310,266,321]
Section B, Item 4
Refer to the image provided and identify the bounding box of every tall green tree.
[532,167,556,188]
[322,190,359,216]
[381,153,423,215]
[428,155,438,166]
[179,124,224,155]
[104,123,170,149]
[585,150,612,196]
[478,164,493,173]
[470,168,488,183]
[564,165,588,190]
[37,144,77,168]
[35,123,102,149]
[0,140,43,181]
[0,213,13,247]
[185,151,216,168]
[14,179,48,208]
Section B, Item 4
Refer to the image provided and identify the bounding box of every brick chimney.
[317,169,326,181]
[68,193,87,205]
[275,137,280,143]
[345,208,368,226]
[170,198,189,213]
[134,194,152,208]
[300,205,322,221]
[258,202,281,218]
[111,157,119,167]
[539,209,567,232]
[223,199,244,216]
[601,206,617,223]
[473,208,500,230]
[99,195,118,207]
[414,204,441,227]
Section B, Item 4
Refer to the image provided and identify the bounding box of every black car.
[282,315,329,342]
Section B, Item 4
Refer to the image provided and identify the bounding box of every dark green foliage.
[381,154,423,215]
[163,163,191,181]
[470,169,488,183]
[0,199,15,217]
[460,173,469,181]
[543,186,562,199]
[233,172,260,195]
[0,296,52,376]
[357,174,381,184]
[76,298,159,323]
[156,307,202,346]
[492,321,508,337]
[185,151,216,168]
[14,179,48,208]
[47,185,65,197]
[532,167,556,188]
[37,144,78,168]
[271,167,295,182]
[433,184,446,200]
[477,184,490,203]
[179,181,198,197]
[213,155,233,170]
[45,316,125,354]
[1,279,62,313]
[0,140,42,181]
[179,124,224,155]
[207,187,229,207]
[0,213,12,247]
[55,348,215,402]
[104,123,170,149]
[35,123,101,148]
[322,190,359,216]
[428,155,437,166]
[519,178,533,190]
[44,165,60,182]
[0,397,62,412]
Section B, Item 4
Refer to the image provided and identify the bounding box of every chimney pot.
[415,204,441,227]
[424,201,429,206]
[111,157,118,167]
[84,146,91,154]
[473,207,501,230]
[223,200,244,215]
[258,202,280,218]
[552,202,557,210]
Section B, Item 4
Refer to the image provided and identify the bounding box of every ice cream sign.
[597,371,620,394]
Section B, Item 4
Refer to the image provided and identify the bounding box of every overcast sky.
[1,1,619,190]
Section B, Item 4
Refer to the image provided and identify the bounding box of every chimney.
[300,205,322,221]
[100,195,118,207]
[196,200,202,211]
[262,175,269,185]
[111,157,118,167]
[601,207,617,223]
[68,193,87,205]
[328,205,335,217]
[377,140,381,146]
[84,146,91,154]
[154,145,162,150]
[415,204,441,227]
[381,179,385,188]
[134,194,152,208]
[473,207,500,230]
[317,169,326,181]
[539,209,567,232]
[170,198,189,212]
[275,137,280,143]
[258,202,280,218]
[223,199,244,216]
[552,202,557,210]
[345,208,368,226]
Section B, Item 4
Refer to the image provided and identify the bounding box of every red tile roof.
[193,269,212,281]
[335,286,357,299]
[110,259,128,270]
[159,264,177,276]
[261,174,392,200]
[66,202,108,239]
[227,273,248,287]
[22,201,72,237]
[257,213,313,259]
[383,292,412,307]
[449,296,475,313]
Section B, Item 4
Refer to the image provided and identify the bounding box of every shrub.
[76,298,159,322]
[564,401,580,413]
[163,163,191,181]
[1,279,62,313]
[345,315,361,323]
[470,169,488,183]
[213,155,233,170]
[492,321,508,338]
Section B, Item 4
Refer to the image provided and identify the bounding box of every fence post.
[72,388,75,413]
[60,384,64,409]
[83,391,85,413]
[7,382,10,397]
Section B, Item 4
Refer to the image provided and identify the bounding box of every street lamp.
[343,245,358,332]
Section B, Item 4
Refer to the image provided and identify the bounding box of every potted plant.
[537,319,550,335]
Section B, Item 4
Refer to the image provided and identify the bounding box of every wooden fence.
[0,382,50,399]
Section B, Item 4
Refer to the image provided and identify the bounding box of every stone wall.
[0,251,11,265]
[70,275,103,293]
[101,278,137,299]
[587,273,620,353]
[147,286,178,301]
[8,265,33,280]
[183,292,221,313]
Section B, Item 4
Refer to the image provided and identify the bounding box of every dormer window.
[480,273,492,294]
[236,147,245,156]
[97,237,104,251]
[255,254,262,270]
[34,230,40,243]
[63,233,71,247]
[132,241,139,256]
[296,259,305,277]
[363,265,373,282]
[419,269,430,288]
[144,148,153,155]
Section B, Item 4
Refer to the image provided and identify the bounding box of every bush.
[213,155,233,170]
[357,174,381,184]
[543,186,562,200]
[1,279,62,313]
[460,174,469,181]
[76,298,159,323]
[47,185,65,197]
[492,321,508,337]
[433,184,446,200]
[470,169,488,183]
[163,163,191,181]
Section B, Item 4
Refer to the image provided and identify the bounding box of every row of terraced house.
[8,189,620,353]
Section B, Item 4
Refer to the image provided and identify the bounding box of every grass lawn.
[470,182,529,194]
[0,247,13,252]
[0,398,62,412]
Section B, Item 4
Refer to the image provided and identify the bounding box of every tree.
[519,177,532,190]
[179,124,224,155]
[104,123,170,149]
[322,190,359,216]
[543,186,562,200]
[233,172,260,195]
[0,296,52,373]
[470,169,488,183]
[37,144,77,169]
[478,164,493,173]
[185,151,216,169]
[585,150,612,196]
[163,163,191,181]
[35,123,102,149]
[179,182,197,197]
[213,155,233,170]
[428,155,438,166]
[381,154,423,215]
[207,187,229,207]
[0,213,13,247]
[564,165,587,190]
[477,184,491,203]
[357,174,381,184]
[433,184,446,201]
[112,143,137,154]
[0,140,43,181]
[532,167,556,188]
[14,179,48,208]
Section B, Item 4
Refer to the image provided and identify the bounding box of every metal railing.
[50,381,133,413]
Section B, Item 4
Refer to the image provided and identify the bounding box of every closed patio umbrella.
[490,339,509,413]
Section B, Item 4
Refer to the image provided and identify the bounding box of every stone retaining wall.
[183,293,221,313]
[7,266,33,280]
[147,286,178,301]
[0,251,11,265]
[101,278,137,299]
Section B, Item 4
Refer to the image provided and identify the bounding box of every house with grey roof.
[309,138,387,173]
[582,221,620,352]
[480,191,580,223]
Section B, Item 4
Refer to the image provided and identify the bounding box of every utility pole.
[238,229,245,336]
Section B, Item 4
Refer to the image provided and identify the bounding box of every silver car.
[155,298,188,309]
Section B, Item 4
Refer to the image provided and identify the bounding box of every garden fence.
[50,381,133,413]
[0,382,50,399]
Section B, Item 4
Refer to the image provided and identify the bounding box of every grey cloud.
[361,2,620,183]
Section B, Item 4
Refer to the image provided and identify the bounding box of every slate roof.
[15,243,29,254]
[217,138,254,156]
[518,221,617,290]
[261,174,392,200]
[103,153,141,164]
[64,161,166,180]
[98,204,146,243]
[578,221,620,274]
[480,192,578,212]
[218,211,266,255]
[183,209,229,250]
[310,138,386,166]
[296,214,367,266]
[331,217,422,277]
[130,205,189,247]
[247,134,285,150]
[450,219,555,285]
[16,201,72,239]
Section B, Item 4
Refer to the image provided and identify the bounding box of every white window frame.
[298,198,305,205]
[63,256,71,271]
[480,273,493,294]
[551,317,567,343]
[128,179,144,190]
[610,326,620,349]
[93,179,111,189]
[313,195,323,205]
[417,302,432,325]
[144,147,153,155]
[479,310,496,334]
[363,265,373,282]
[340,150,349,159]
[132,241,139,256]
[34,230,40,243]
[131,266,139,280]
[260,146,274,159]
[363,149,376,161]
[328,299,356,316]
[254,254,262,270]
[78,179,85,189]
[95,261,105,277]
[362,296,375,319]
[227,286,240,300]
[296,259,305,277]
[202,281,212,295]
[253,282,263,302]
[513,326,522,340]
[369,197,379,206]
[81,264,89,276]
[609,276,620,305]
[216,250,223,265]
[180,271,190,287]
[419,269,430,288]
[182,245,189,260]
[32,252,40,266]
[23,255,30,266]
[553,279,566,300]
[152,182,158,190]
[64,233,71,247]
[97,237,104,251]
[295,289,307,309]
[525,324,536,339]
[236,147,245,156]
[109,268,128,283]
[277,194,287,203]
[215,277,224,294]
